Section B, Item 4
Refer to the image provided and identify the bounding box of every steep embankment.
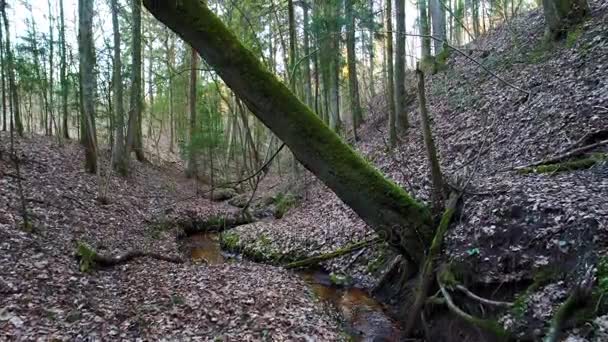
[229,0,608,339]
[0,135,341,340]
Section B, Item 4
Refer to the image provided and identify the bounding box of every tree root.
[456,284,514,308]
[76,242,184,272]
[284,237,380,269]
[404,192,460,336]
[544,267,595,342]
[438,275,511,340]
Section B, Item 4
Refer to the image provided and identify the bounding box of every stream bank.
[183,232,403,341]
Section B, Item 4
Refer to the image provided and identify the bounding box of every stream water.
[186,233,403,341]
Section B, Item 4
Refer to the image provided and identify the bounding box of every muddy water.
[186,233,402,341]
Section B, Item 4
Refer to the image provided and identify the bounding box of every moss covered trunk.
[142,0,433,265]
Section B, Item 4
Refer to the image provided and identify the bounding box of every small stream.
[185,233,403,341]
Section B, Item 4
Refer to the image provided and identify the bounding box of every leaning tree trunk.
[143,0,433,265]
[542,0,589,39]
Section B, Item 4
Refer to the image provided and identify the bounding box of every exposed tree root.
[404,192,460,336]
[284,237,380,269]
[544,268,595,342]
[372,255,403,294]
[76,242,184,272]
[438,275,511,340]
[456,284,514,308]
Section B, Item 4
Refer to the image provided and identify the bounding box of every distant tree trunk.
[48,0,55,136]
[78,0,97,173]
[472,0,481,37]
[287,0,297,90]
[111,0,127,175]
[164,29,175,153]
[126,0,146,162]
[346,0,362,140]
[1,2,22,136]
[301,2,313,108]
[368,0,375,99]
[385,0,397,147]
[543,0,589,39]
[430,0,446,55]
[328,1,341,132]
[144,0,434,265]
[59,0,69,139]
[419,0,432,59]
[394,0,409,132]
[186,47,198,178]
[0,14,5,132]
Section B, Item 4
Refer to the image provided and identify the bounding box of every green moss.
[220,231,241,251]
[366,246,388,274]
[435,44,452,72]
[519,154,606,175]
[329,272,352,286]
[566,25,584,48]
[76,242,97,272]
[273,193,296,219]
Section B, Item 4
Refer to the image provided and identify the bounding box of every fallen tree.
[76,242,184,272]
[142,0,432,266]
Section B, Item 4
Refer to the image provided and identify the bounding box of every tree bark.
[111,0,127,175]
[385,0,397,147]
[543,0,589,39]
[346,0,362,140]
[186,47,199,178]
[78,0,97,173]
[143,0,434,265]
[126,0,146,163]
[430,0,446,54]
[394,0,409,132]
[1,3,22,136]
[0,12,6,132]
[419,0,432,59]
[416,68,444,209]
[59,0,69,139]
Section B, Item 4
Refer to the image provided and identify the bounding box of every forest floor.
[2,0,608,341]
[0,135,343,340]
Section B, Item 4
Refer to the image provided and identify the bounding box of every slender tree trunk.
[302,2,312,108]
[419,0,432,59]
[0,14,5,132]
[368,0,376,99]
[48,0,55,136]
[186,47,198,178]
[144,0,434,265]
[430,0,447,54]
[111,0,127,175]
[1,2,22,136]
[127,0,146,162]
[394,0,409,132]
[78,0,97,173]
[165,30,175,153]
[346,0,362,140]
[416,68,444,210]
[385,0,397,147]
[59,0,69,139]
[329,1,341,133]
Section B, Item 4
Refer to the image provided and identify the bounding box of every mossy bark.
[143,0,433,265]
[285,237,380,269]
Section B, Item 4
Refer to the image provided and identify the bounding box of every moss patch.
[76,242,97,272]
[518,154,606,175]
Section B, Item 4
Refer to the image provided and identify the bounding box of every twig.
[456,284,514,308]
